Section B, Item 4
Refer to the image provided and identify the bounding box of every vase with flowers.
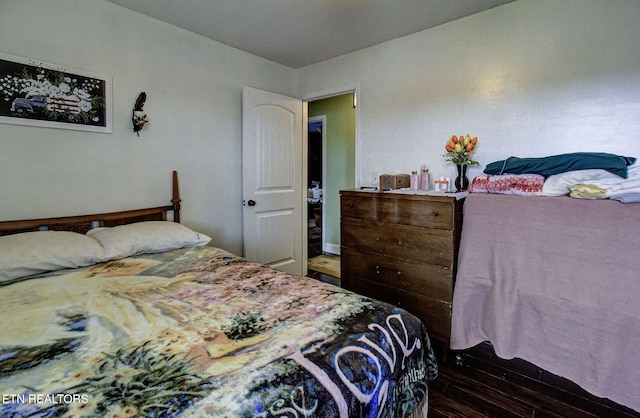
[443,134,479,192]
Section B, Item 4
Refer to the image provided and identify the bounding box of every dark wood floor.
[429,341,640,418]
[306,267,640,418]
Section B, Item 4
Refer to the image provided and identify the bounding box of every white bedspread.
[451,193,640,412]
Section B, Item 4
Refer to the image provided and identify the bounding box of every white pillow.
[0,231,106,282]
[87,221,211,260]
[542,169,622,196]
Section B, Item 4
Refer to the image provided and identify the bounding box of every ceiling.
[106,0,517,69]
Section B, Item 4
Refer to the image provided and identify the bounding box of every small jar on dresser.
[340,189,464,344]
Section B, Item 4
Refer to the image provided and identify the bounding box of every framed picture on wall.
[0,52,112,133]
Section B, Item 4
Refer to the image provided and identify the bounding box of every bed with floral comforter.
[0,245,436,417]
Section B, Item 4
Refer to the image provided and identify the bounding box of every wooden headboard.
[0,171,181,236]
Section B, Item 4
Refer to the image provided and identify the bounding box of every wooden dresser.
[340,189,464,343]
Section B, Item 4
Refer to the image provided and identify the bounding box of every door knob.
[247,200,256,207]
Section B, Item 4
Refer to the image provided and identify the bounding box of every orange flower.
[443,134,479,165]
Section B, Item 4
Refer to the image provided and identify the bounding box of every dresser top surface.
[340,189,467,202]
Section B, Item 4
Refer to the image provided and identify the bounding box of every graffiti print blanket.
[0,246,436,417]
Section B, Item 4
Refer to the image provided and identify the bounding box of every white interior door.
[242,87,306,275]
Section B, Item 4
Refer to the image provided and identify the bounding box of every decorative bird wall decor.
[132,92,148,136]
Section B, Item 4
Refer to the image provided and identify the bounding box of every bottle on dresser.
[410,171,419,190]
[420,166,430,191]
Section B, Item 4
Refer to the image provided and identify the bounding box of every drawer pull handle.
[431,212,438,217]
[396,271,402,276]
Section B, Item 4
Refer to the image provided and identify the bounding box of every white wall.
[0,0,295,254]
[2,0,640,255]
[296,0,640,186]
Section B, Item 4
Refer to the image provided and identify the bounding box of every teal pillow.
[484,153,636,178]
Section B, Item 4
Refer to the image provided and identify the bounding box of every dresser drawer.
[341,247,453,302]
[344,276,452,342]
[341,218,455,268]
[341,194,455,229]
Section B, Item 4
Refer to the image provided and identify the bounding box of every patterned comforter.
[0,246,437,417]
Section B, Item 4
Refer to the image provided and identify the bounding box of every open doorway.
[307,116,325,259]
[306,92,356,281]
